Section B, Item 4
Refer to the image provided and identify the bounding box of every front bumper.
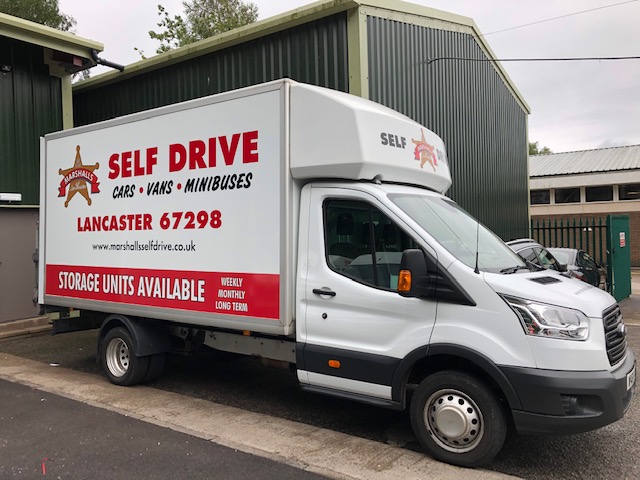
[500,349,635,435]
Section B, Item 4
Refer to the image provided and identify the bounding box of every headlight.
[501,295,589,340]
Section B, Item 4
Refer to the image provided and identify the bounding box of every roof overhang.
[0,12,103,74]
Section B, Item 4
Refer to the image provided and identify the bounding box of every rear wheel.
[410,370,507,467]
[101,327,149,386]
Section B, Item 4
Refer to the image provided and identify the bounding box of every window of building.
[554,188,580,204]
[585,185,613,202]
[530,189,550,205]
[619,184,640,201]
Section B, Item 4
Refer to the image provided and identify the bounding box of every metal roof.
[530,144,640,177]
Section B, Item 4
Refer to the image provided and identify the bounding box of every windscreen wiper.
[525,260,545,271]
[500,265,532,274]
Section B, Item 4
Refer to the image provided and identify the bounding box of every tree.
[0,0,76,31]
[148,0,258,54]
[529,141,552,156]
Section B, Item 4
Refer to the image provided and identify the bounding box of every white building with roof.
[529,144,640,265]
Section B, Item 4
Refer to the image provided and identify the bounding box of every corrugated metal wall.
[367,17,528,240]
[0,37,63,205]
[74,14,349,126]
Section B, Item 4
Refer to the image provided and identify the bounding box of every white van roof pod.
[289,82,452,194]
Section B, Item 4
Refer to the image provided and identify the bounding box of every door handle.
[313,288,336,297]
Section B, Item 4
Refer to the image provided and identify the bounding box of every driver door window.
[324,199,418,290]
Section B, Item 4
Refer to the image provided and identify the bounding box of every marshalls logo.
[412,129,438,171]
[58,145,100,207]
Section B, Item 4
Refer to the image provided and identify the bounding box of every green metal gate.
[531,215,632,300]
[530,217,607,264]
[606,215,631,301]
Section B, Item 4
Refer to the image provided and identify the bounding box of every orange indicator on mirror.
[398,270,412,292]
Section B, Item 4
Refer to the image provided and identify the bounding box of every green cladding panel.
[74,14,349,125]
[367,17,528,241]
[0,37,62,205]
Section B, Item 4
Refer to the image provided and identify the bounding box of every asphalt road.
[0,378,329,480]
[0,327,637,479]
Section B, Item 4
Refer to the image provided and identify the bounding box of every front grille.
[603,304,627,366]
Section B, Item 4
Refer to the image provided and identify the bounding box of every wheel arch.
[98,314,171,358]
[392,343,522,411]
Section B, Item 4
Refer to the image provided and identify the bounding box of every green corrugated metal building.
[0,12,101,322]
[73,0,531,241]
[0,13,103,205]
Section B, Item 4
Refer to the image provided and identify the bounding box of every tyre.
[101,327,149,386]
[143,353,166,383]
[410,370,507,468]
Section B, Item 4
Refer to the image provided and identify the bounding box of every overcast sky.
[58,0,640,153]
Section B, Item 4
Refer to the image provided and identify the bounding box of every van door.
[298,186,437,401]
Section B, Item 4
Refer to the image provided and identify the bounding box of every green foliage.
[133,47,148,60]
[149,4,188,54]
[0,0,75,31]
[149,0,258,54]
[529,141,552,156]
[185,0,258,40]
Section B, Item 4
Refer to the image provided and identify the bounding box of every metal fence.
[530,217,608,265]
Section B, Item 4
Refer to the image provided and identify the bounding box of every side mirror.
[557,263,568,272]
[398,249,432,298]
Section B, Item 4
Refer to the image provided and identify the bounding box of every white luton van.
[39,79,635,467]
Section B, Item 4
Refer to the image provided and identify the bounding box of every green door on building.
[607,215,631,301]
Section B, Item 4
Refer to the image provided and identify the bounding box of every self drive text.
[107,131,258,179]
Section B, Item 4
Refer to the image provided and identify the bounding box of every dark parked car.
[506,239,564,270]
[505,239,586,282]
[547,247,606,288]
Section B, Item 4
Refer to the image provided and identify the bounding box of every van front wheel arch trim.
[392,344,522,411]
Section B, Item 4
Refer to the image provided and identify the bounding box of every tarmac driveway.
[0,325,638,480]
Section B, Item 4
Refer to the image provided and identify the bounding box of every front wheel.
[101,327,149,386]
[410,370,507,468]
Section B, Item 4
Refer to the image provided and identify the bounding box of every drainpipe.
[90,49,125,72]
